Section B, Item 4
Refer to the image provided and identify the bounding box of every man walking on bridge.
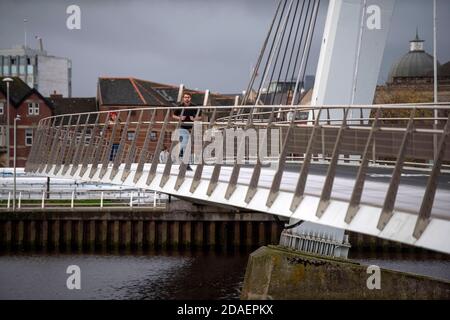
[173,92,201,171]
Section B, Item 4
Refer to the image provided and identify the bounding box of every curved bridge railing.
[25,103,450,253]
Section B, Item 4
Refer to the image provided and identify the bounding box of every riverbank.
[0,199,443,254]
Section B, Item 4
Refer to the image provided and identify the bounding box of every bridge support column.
[207,222,216,250]
[87,221,95,251]
[62,221,72,251]
[258,222,266,247]
[135,221,143,250]
[16,221,24,249]
[51,220,59,251]
[270,222,279,245]
[159,221,168,250]
[4,221,12,250]
[28,221,37,250]
[194,222,204,249]
[171,221,179,250]
[146,221,156,250]
[233,222,241,248]
[40,221,48,250]
[241,246,450,300]
[99,220,107,251]
[182,221,191,249]
[219,222,228,251]
[122,221,131,251]
[74,220,83,251]
[245,222,253,248]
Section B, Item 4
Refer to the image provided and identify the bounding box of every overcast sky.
[0,0,449,97]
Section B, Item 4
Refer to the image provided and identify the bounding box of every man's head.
[110,111,118,120]
[182,92,192,105]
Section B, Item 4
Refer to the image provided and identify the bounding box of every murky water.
[0,251,248,300]
[350,251,450,282]
[0,251,448,299]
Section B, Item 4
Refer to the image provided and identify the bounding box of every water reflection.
[0,251,248,300]
[0,250,448,299]
[350,251,450,282]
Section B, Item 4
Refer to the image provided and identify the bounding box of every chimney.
[35,36,44,51]
[50,90,63,99]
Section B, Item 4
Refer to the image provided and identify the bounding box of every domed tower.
[387,29,440,85]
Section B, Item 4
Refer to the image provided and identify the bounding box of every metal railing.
[25,103,450,240]
[0,188,167,210]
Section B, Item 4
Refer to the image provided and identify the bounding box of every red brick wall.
[98,105,172,157]
[0,92,52,167]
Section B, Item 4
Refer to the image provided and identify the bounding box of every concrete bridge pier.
[241,245,450,300]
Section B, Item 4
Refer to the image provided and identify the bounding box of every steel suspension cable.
[264,0,297,105]
[288,0,313,97]
[281,0,307,105]
[298,0,320,101]
[241,0,283,107]
[254,0,295,108]
[237,0,288,121]
[291,0,320,106]
[253,0,289,106]
[269,0,301,106]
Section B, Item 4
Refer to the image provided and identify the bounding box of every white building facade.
[0,45,72,97]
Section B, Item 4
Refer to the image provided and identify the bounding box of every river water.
[0,250,448,299]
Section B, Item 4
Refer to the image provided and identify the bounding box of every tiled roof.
[48,96,97,115]
[98,78,145,105]
[48,96,97,124]
[98,77,238,107]
[134,79,173,106]
[0,76,35,107]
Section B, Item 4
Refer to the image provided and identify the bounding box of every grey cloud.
[0,0,449,96]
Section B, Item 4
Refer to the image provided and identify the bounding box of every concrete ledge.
[241,245,450,300]
[0,210,279,221]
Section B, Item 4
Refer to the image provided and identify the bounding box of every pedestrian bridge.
[25,104,450,254]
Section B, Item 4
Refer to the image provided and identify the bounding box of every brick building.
[97,77,237,158]
[0,77,53,167]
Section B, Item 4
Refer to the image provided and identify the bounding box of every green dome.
[387,31,440,83]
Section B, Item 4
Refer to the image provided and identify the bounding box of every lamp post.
[2,77,13,167]
[433,0,438,160]
[13,115,21,211]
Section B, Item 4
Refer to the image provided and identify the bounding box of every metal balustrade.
[24,103,450,253]
[0,189,167,209]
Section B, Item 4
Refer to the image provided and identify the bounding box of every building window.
[11,58,16,65]
[25,129,33,146]
[0,102,4,115]
[28,102,39,115]
[127,131,135,141]
[150,131,157,141]
[85,129,92,144]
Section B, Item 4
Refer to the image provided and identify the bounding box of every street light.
[13,115,21,211]
[288,87,306,121]
[433,0,438,160]
[2,77,13,167]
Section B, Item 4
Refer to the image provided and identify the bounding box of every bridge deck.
[143,164,450,220]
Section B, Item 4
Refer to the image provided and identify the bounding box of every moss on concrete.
[241,246,450,300]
